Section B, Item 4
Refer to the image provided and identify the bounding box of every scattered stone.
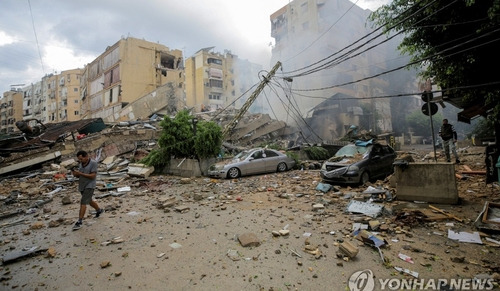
[278,229,290,236]
[100,261,111,268]
[227,249,240,261]
[312,203,324,211]
[61,195,72,205]
[175,205,190,213]
[46,247,56,258]
[339,241,359,259]
[238,232,260,247]
[30,222,44,229]
[48,220,60,228]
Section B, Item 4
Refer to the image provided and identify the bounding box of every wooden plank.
[462,165,473,172]
[429,205,463,222]
[418,209,449,221]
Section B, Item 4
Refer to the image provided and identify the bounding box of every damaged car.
[208,148,295,179]
[320,140,396,185]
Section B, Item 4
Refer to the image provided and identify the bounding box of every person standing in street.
[71,150,104,230]
[439,119,460,163]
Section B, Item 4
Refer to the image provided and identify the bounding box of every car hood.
[325,154,366,166]
[213,158,241,167]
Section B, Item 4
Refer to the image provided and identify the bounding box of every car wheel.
[227,167,241,179]
[360,171,370,185]
[277,162,287,172]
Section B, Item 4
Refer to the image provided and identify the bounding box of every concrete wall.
[167,158,202,177]
[166,157,216,177]
[394,162,458,204]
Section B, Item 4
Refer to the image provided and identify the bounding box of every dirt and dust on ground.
[0,144,499,291]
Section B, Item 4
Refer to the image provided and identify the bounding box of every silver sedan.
[208,148,296,179]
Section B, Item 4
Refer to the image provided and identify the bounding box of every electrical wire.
[287,29,500,92]
[278,0,442,76]
[281,0,459,79]
[286,80,500,101]
[28,0,45,74]
[282,0,361,63]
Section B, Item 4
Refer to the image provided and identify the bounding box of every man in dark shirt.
[439,119,460,163]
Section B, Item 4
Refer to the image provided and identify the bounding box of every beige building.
[269,0,413,137]
[80,37,184,122]
[58,69,83,122]
[184,47,262,112]
[0,89,23,133]
[16,69,82,129]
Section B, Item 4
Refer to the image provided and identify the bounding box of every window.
[265,150,279,157]
[207,58,222,65]
[74,88,78,92]
[74,100,79,104]
[209,94,221,100]
[74,111,79,115]
[209,79,223,88]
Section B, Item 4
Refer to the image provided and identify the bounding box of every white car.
[208,148,296,179]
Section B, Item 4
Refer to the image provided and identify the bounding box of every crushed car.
[320,140,396,185]
[208,148,296,179]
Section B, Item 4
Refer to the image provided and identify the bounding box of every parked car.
[320,141,396,185]
[208,148,296,179]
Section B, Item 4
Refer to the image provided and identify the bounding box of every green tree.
[141,109,222,169]
[369,0,500,123]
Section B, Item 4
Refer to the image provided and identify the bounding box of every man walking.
[439,119,460,163]
[71,150,104,230]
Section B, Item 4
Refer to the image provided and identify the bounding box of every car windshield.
[335,144,371,157]
[233,149,254,161]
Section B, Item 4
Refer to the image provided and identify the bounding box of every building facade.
[0,89,23,133]
[80,37,184,122]
[269,0,417,138]
[184,47,262,112]
[57,69,83,122]
[3,37,264,128]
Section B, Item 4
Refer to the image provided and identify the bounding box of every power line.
[286,29,500,93]
[278,0,442,76]
[28,0,45,74]
[266,79,323,141]
[282,0,361,63]
[286,80,500,101]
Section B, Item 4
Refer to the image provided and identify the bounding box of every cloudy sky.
[0,0,388,94]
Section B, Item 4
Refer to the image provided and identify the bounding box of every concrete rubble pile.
[0,119,500,288]
[1,146,500,284]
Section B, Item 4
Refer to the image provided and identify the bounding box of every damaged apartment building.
[1,36,266,130]
[0,37,295,175]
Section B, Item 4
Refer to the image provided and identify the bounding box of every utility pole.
[221,61,282,138]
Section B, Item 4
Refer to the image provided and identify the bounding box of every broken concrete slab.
[0,151,61,176]
[394,162,458,204]
[2,246,48,264]
[128,163,154,178]
[346,200,384,218]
